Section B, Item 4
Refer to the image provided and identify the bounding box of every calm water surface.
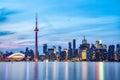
[0,62,120,80]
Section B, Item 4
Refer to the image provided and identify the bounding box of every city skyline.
[0,0,120,54]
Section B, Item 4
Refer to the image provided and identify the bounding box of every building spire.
[84,36,85,40]
[34,13,39,32]
[36,13,38,28]
[82,35,87,44]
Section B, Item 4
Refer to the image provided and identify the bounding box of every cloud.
[14,39,34,46]
[0,8,19,23]
[0,43,20,49]
[38,16,119,38]
[0,31,15,36]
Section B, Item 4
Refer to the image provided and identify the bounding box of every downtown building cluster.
[41,37,120,62]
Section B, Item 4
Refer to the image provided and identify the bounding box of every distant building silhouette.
[43,44,47,54]
[73,39,76,50]
[53,46,56,54]
[58,46,62,53]
[68,42,72,50]
[68,42,72,59]
[48,48,55,61]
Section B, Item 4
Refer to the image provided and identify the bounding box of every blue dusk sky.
[0,0,120,53]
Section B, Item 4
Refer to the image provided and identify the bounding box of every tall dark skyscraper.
[116,44,120,52]
[68,42,72,59]
[34,14,39,61]
[73,39,76,50]
[68,42,72,49]
[58,46,62,53]
[43,44,47,54]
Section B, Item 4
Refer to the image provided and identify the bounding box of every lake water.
[0,62,120,80]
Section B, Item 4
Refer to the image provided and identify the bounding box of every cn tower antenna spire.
[84,36,85,40]
[35,13,38,30]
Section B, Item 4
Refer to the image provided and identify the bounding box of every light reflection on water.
[82,62,87,80]
[26,62,29,80]
[0,62,120,80]
[96,62,104,80]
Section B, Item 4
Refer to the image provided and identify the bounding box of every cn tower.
[34,14,39,61]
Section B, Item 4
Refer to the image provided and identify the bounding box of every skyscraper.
[72,39,76,57]
[53,46,56,54]
[34,14,39,61]
[68,42,72,50]
[73,39,76,50]
[68,42,72,59]
[43,44,47,54]
[58,46,62,53]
